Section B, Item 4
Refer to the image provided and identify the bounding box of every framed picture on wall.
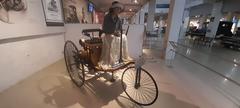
[41,0,64,26]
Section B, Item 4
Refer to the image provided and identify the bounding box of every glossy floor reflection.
[168,41,240,108]
[0,58,202,108]
[143,37,240,108]
[1,38,240,107]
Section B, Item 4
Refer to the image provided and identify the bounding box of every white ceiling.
[89,0,149,18]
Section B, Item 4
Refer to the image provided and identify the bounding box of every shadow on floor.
[38,71,141,108]
[0,60,200,108]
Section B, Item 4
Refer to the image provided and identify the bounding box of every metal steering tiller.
[118,19,124,63]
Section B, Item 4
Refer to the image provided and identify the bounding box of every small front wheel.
[121,67,158,106]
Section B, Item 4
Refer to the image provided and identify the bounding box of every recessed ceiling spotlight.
[234,64,238,67]
[129,9,132,11]
[134,0,138,3]
[132,0,138,4]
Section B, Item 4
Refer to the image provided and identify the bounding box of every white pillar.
[162,0,186,60]
[135,12,140,24]
[146,0,156,31]
[233,17,238,33]
[205,1,223,38]
[179,8,190,39]
[139,9,145,24]
[131,14,138,24]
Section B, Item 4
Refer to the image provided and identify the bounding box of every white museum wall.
[0,35,64,92]
[0,0,65,92]
[64,24,101,49]
[124,24,145,59]
[0,0,65,40]
[0,0,145,92]
[65,24,145,59]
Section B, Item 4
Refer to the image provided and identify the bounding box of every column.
[179,8,190,39]
[205,1,223,38]
[233,16,239,33]
[131,14,137,24]
[135,12,140,24]
[146,0,156,31]
[139,8,145,24]
[233,19,238,33]
[161,0,186,60]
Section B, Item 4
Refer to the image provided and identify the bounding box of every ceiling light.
[224,78,228,81]
[132,0,138,4]
[129,9,132,11]
[134,0,138,3]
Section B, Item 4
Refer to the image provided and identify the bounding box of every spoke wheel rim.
[121,67,158,106]
[64,41,85,87]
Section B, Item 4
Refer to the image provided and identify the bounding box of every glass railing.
[169,41,240,105]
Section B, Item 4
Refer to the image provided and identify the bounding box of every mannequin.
[98,1,131,69]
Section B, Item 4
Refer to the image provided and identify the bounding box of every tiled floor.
[0,59,200,108]
[0,37,240,108]
[170,41,240,107]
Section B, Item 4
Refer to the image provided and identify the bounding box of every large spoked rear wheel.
[121,67,158,106]
[64,41,85,87]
